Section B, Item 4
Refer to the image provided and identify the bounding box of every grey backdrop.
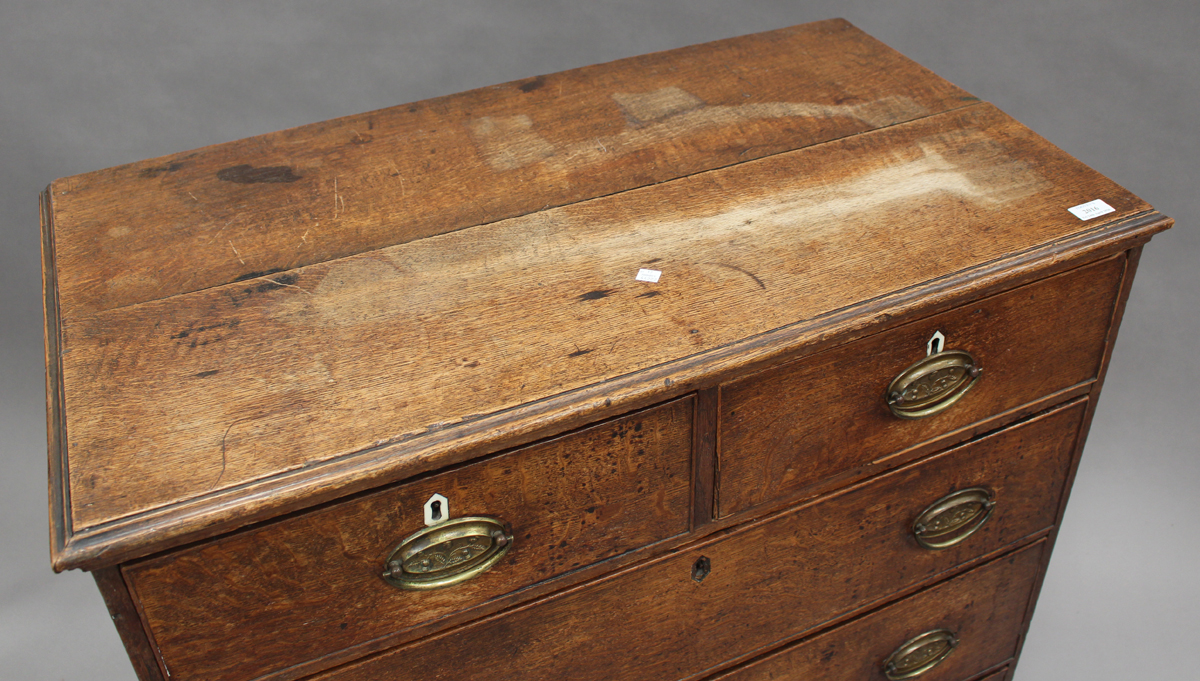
[2,1,1196,679]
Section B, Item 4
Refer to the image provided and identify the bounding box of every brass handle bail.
[912,488,995,550]
[883,629,958,679]
[382,516,514,590]
[886,349,982,419]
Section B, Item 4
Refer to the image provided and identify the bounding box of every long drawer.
[123,398,694,681]
[313,399,1086,681]
[711,540,1044,680]
[718,255,1122,517]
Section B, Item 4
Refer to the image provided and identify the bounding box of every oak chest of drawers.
[42,19,1171,681]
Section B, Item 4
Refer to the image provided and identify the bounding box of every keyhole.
[423,493,449,526]
[692,556,711,583]
[927,330,946,356]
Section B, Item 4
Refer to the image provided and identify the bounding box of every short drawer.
[711,540,1044,681]
[124,397,694,681]
[718,255,1124,517]
[314,399,1084,681]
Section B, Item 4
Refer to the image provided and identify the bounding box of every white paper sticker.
[1068,199,1115,221]
[635,268,661,283]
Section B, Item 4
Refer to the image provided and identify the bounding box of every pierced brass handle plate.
[912,487,995,550]
[883,628,958,680]
[382,516,513,590]
[886,349,981,419]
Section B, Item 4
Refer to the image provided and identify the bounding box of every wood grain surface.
[711,541,1045,681]
[45,19,972,319]
[56,103,1149,535]
[92,568,166,681]
[717,255,1123,517]
[312,401,1086,681]
[124,398,692,681]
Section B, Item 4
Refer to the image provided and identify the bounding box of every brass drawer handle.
[912,487,995,550]
[886,349,981,419]
[883,629,958,680]
[381,516,514,590]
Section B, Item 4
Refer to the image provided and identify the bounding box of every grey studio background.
[2,1,1196,679]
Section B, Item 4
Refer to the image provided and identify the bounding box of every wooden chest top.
[42,18,1168,572]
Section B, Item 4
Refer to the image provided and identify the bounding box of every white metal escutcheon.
[424,493,449,527]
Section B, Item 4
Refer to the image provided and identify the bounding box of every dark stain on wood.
[636,291,662,299]
[518,76,546,93]
[715,263,766,290]
[578,289,614,301]
[568,349,594,358]
[194,370,219,378]
[139,162,185,178]
[171,320,240,341]
[216,164,302,184]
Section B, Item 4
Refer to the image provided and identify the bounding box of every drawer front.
[712,540,1044,680]
[718,255,1123,517]
[125,397,694,681]
[315,400,1084,681]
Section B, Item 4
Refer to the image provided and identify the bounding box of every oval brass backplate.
[382,516,513,590]
[883,628,958,680]
[886,349,981,419]
[912,487,995,550]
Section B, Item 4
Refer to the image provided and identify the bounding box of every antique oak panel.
[717,256,1123,517]
[46,18,975,319]
[125,398,693,681]
[711,540,1045,681]
[56,104,1149,539]
[313,401,1086,681]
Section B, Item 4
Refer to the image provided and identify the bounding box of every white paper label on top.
[635,268,662,283]
[1067,199,1115,221]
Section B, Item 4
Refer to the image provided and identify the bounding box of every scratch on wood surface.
[214,421,235,489]
[712,262,767,289]
[228,240,246,265]
[205,218,234,245]
[333,177,340,219]
[387,160,407,198]
[251,276,312,295]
